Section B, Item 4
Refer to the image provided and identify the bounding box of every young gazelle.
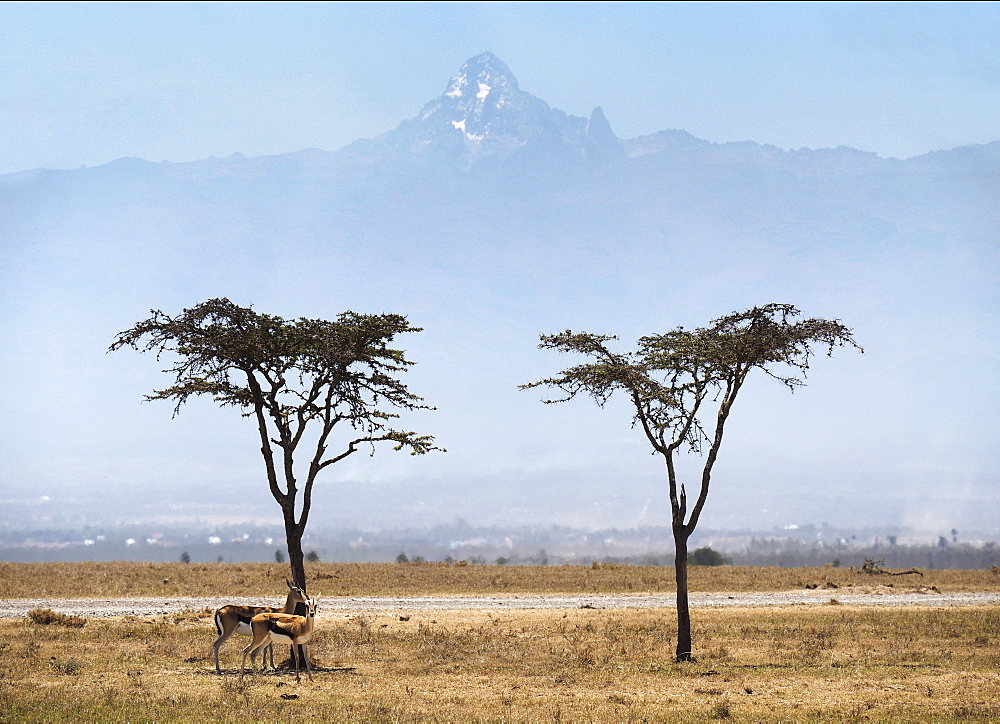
[212,579,307,674]
[241,595,320,683]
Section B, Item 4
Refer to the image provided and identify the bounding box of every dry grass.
[3,561,999,598]
[1,563,999,720]
[1,604,997,722]
[26,608,87,628]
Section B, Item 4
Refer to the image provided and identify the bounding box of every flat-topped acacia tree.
[522,303,860,661]
[110,298,441,589]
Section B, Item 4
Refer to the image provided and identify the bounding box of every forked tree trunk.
[673,525,693,661]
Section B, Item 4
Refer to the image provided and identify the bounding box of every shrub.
[690,547,728,566]
[860,558,886,575]
[27,608,87,628]
[50,657,85,675]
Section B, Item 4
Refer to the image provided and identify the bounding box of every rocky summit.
[384,51,624,167]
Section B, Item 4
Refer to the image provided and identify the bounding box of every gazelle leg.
[211,622,234,674]
[241,638,266,679]
[302,643,313,681]
[212,637,224,674]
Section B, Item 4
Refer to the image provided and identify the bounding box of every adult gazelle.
[212,579,307,674]
[242,595,320,682]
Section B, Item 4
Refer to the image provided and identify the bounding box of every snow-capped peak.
[393,52,623,167]
[435,52,520,139]
[443,52,518,103]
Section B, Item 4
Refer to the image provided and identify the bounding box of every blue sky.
[0,2,997,539]
[2,2,998,175]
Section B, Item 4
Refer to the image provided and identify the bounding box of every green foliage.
[110,298,442,587]
[108,298,440,457]
[305,550,320,563]
[179,551,190,564]
[689,547,727,566]
[860,557,887,574]
[523,304,860,466]
[523,304,859,535]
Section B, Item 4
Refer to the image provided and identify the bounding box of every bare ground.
[3,589,998,618]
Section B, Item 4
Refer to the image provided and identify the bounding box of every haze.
[1,3,997,542]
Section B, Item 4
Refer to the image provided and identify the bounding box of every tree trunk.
[279,515,309,670]
[673,526,693,662]
[283,511,307,591]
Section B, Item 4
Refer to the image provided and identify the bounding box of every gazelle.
[212,579,307,674]
[242,594,320,683]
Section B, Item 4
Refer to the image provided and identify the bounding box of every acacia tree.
[522,304,860,661]
[110,298,441,589]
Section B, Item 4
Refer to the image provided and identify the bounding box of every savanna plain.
[1,562,998,722]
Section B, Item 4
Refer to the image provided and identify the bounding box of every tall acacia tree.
[522,304,860,661]
[111,298,441,589]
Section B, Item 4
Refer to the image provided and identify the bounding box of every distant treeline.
[731,544,1000,571]
[2,520,998,568]
[3,537,998,570]
[597,544,1000,571]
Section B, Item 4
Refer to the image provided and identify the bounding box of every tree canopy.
[111,297,441,586]
[526,303,860,532]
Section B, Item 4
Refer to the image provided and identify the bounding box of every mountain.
[355,51,624,170]
[1,53,997,538]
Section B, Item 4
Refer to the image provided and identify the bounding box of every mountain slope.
[0,53,997,535]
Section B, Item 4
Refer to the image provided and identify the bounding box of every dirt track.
[3,590,998,619]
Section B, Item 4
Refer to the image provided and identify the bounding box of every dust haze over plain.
[0,4,997,541]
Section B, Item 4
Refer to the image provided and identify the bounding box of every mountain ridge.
[4,130,996,189]
[6,52,998,182]
[0,52,996,534]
